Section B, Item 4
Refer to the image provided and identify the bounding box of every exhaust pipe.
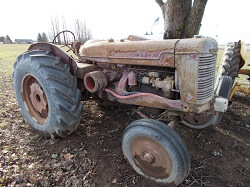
[84,71,108,93]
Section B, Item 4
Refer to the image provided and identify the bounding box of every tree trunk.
[156,0,208,39]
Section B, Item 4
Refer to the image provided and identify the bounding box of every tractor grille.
[197,55,216,103]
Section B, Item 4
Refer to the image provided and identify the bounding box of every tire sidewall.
[122,125,184,185]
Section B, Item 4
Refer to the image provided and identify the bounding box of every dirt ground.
[0,71,250,187]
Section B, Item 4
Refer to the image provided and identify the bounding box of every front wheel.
[13,50,83,138]
[122,119,190,186]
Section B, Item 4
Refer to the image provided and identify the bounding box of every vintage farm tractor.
[12,31,246,185]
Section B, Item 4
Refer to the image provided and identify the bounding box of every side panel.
[175,54,199,103]
[175,38,218,105]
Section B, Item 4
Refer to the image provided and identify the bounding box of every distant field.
[0,44,30,75]
[0,44,249,84]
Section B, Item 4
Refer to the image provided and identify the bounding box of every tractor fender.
[28,43,78,75]
[28,43,97,80]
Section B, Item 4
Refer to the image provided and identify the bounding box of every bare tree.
[50,16,61,44]
[155,0,208,39]
[74,19,92,44]
[61,16,69,44]
[47,31,54,42]
[49,16,92,44]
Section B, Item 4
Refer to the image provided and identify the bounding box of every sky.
[0,0,249,44]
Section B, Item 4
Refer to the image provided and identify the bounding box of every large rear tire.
[13,50,83,138]
[216,41,242,86]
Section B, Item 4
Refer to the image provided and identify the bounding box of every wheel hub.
[22,75,48,124]
[30,83,47,113]
[143,152,155,164]
[130,137,172,179]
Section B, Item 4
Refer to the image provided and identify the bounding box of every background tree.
[5,35,12,44]
[61,16,70,44]
[50,16,61,44]
[74,19,92,44]
[50,16,92,44]
[0,36,5,43]
[37,33,43,42]
[155,0,208,39]
[42,32,48,42]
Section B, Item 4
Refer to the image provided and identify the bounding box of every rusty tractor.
[12,31,246,186]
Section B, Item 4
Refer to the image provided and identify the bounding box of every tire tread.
[13,50,82,138]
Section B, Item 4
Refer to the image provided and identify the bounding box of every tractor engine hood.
[80,37,217,68]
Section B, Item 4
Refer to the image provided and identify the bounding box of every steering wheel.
[52,30,76,51]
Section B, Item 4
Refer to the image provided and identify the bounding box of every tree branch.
[155,0,164,7]
[155,0,166,19]
[182,0,208,38]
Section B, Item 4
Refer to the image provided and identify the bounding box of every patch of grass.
[3,146,10,151]
[0,44,30,76]
[0,44,76,76]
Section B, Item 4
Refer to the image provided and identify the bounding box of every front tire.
[122,119,190,186]
[13,50,83,138]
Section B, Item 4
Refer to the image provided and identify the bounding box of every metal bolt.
[143,152,155,164]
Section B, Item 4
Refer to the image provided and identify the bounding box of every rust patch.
[30,83,47,114]
[133,153,169,178]
[80,39,179,68]
[175,54,199,104]
[22,74,48,124]
[99,88,211,113]
[84,71,108,93]
[116,72,129,94]
[72,40,81,55]
[130,137,172,179]
[118,96,182,111]
[175,37,218,54]
[104,88,182,111]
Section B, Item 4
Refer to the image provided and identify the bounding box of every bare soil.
[0,73,250,187]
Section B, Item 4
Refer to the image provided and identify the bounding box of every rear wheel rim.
[130,136,172,179]
[21,75,48,124]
